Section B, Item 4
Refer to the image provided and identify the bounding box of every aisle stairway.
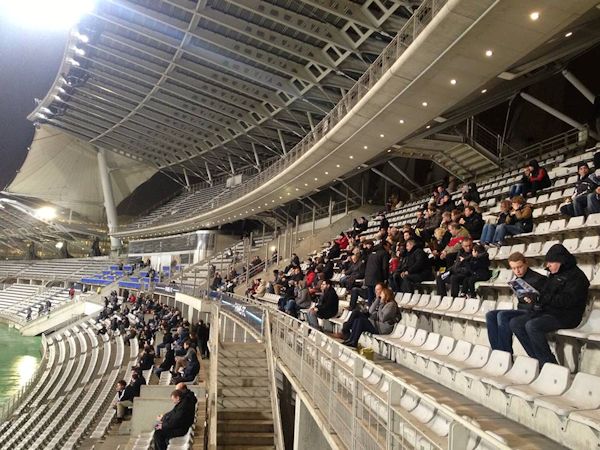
[217,343,275,449]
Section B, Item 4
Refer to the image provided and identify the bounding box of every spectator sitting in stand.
[510,244,589,366]
[488,195,533,246]
[460,243,492,297]
[435,185,452,210]
[435,222,470,268]
[342,285,400,348]
[560,162,597,217]
[459,205,484,240]
[306,279,339,331]
[153,389,196,450]
[480,200,511,245]
[339,253,365,290]
[435,238,474,297]
[113,379,136,423]
[154,345,175,378]
[394,239,433,293]
[284,280,312,318]
[486,252,547,354]
[509,160,551,198]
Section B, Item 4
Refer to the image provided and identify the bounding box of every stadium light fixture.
[450,79,457,85]
[35,206,56,220]
[55,242,64,249]
[336,164,340,168]
[379,134,384,138]
[349,155,354,159]
[0,0,97,31]
[485,49,493,57]
[422,101,428,107]
[565,31,573,37]
[399,119,405,124]
[325,171,329,175]
[529,11,540,21]
[481,89,488,94]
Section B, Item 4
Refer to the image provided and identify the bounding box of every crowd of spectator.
[242,151,599,367]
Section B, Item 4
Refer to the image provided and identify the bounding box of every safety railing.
[204,292,512,449]
[500,127,586,169]
[207,302,220,450]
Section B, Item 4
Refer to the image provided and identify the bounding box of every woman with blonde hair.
[342,284,400,347]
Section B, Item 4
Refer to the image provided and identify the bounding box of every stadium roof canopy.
[29,0,419,181]
[21,0,600,239]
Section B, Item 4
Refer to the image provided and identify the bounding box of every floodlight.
[35,206,57,220]
[0,0,97,31]
[55,242,64,249]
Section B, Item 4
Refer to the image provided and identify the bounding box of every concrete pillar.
[96,148,121,251]
[293,395,331,450]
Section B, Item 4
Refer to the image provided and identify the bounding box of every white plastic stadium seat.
[505,363,570,402]
[533,372,600,416]
[481,356,539,390]
[557,309,600,339]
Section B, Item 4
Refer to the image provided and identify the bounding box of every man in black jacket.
[363,240,390,304]
[307,279,339,330]
[154,389,195,450]
[560,163,597,217]
[510,244,589,366]
[114,379,136,422]
[340,253,365,290]
[460,205,484,240]
[486,252,547,353]
[396,239,433,293]
[435,238,473,297]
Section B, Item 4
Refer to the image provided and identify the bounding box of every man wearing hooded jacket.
[509,244,589,366]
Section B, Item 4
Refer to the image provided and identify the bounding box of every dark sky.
[0,15,68,188]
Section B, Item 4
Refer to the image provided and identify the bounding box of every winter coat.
[467,252,491,279]
[539,244,589,327]
[316,286,339,319]
[462,213,484,240]
[368,298,400,334]
[399,246,432,279]
[364,246,390,286]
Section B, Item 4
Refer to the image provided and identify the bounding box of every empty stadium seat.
[505,363,570,402]
[533,372,600,416]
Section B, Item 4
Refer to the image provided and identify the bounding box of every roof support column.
[96,148,121,252]
[183,167,191,190]
[277,129,287,155]
[520,92,599,140]
[562,70,596,103]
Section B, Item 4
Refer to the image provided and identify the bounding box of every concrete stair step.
[220,358,268,368]
[218,387,270,397]
[217,446,275,450]
[217,420,274,433]
[219,398,272,409]
[218,367,269,377]
[218,410,272,421]
[219,377,270,387]
[217,432,274,446]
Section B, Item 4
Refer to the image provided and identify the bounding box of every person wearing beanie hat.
[509,244,589,366]
[560,162,597,217]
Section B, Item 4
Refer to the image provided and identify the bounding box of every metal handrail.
[262,309,285,450]
[207,303,220,450]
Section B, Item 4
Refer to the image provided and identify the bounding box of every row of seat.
[358,322,600,449]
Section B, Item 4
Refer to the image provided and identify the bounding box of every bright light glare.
[35,206,57,220]
[0,0,97,30]
[55,242,64,249]
[16,356,38,388]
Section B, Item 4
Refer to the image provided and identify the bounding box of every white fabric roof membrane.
[7,125,156,221]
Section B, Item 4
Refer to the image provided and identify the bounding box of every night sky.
[0,14,68,188]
